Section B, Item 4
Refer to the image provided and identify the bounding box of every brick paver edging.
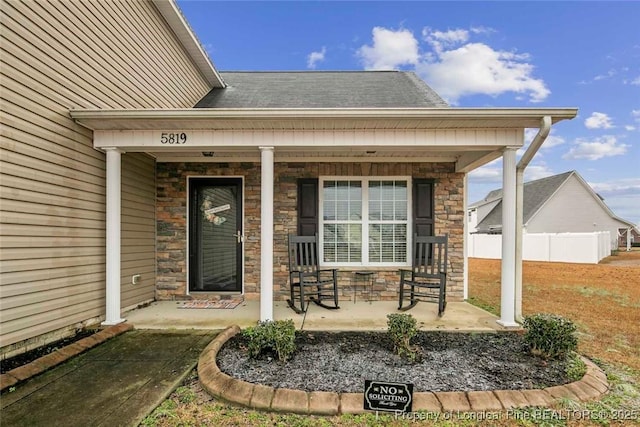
[0,323,134,392]
[199,325,609,415]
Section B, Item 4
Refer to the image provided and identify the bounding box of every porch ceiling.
[151,146,495,167]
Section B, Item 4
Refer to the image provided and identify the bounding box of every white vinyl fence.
[468,231,611,264]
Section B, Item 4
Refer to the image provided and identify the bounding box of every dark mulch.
[217,330,570,393]
[1,329,97,373]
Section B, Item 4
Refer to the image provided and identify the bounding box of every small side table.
[353,271,375,303]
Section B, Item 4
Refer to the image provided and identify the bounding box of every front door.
[189,178,243,292]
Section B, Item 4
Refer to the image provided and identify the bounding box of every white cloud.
[629,76,640,85]
[524,164,555,181]
[357,27,419,70]
[417,34,549,104]
[524,128,566,149]
[307,47,327,69]
[468,158,502,184]
[584,112,614,129]
[423,28,469,53]
[356,26,549,104]
[562,135,629,160]
[633,110,640,123]
[544,133,567,149]
[589,178,640,224]
[589,178,640,197]
[625,125,636,131]
[602,196,640,226]
[593,69,616,81]
[468,166,502,183]
[470,26,497,35]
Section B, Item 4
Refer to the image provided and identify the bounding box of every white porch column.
[103,148,125,325]
[498,147,519,327]
[463,174,469,300]
[259,146,274,321]
[515,169,525,321]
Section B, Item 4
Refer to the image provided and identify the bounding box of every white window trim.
[319,176,412,268]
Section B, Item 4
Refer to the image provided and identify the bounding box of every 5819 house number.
[160,132,187,144]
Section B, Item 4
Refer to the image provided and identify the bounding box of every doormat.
[178,298,244,309]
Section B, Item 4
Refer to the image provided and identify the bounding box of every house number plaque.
[160,132,187,144]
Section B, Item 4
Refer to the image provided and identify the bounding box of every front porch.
[69,104,577,331]
[124,300,506,332]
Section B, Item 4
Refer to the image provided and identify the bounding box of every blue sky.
[178,1,639,226]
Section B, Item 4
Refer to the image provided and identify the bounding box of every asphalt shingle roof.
[194,71,449,109]
[474,171,574,233]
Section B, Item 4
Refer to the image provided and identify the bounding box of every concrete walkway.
[1,328,218,427]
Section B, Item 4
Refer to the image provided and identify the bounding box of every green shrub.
[386,313,421,362]
[523,313,578,359]
[242,319,296,362]
[566,352,587,381]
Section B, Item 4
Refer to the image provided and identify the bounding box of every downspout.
[515,116,552,322]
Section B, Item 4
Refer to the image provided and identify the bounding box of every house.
[618,228,639,248]
[468,171,639,249]
[0,0,577,357]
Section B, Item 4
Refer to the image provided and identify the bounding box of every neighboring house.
[1,0,577,356]
[468,171,639,249]
[618,227,639,248]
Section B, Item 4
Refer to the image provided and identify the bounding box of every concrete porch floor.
[124,299,507,332]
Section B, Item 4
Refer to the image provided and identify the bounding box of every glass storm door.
[189,178,242,292]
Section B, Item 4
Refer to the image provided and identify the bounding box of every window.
[320,177,410,266]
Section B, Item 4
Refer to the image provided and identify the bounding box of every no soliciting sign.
[364,380,413,413]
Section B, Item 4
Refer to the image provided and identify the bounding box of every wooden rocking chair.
[287,234,340,314]
[398,234,448,316]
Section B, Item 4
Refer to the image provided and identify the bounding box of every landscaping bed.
[217,330,571,393]
[1,329,96,374]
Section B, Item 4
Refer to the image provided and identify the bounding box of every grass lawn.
[143,254,640,426]
[469,253,640,372]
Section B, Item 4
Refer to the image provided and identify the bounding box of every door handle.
[233,231,244,243]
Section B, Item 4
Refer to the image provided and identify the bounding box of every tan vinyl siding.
[121,154,156,308]
[1,0,209,350]
[1,0,209,109]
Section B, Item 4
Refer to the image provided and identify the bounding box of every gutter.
[69,107,579,132]
[514,115,552,321]
[69,107,579,121]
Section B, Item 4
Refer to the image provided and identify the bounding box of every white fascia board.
[70,107,578,121]
[70,107,578,131]
[152,0,225,88]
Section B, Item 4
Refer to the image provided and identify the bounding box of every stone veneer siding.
[156,162,464,302]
